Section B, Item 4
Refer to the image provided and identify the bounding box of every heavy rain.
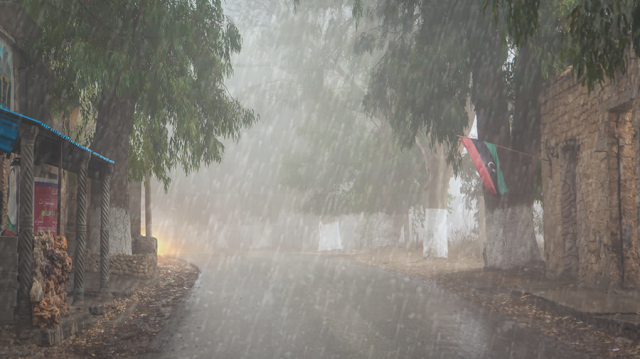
[0,0,638,358]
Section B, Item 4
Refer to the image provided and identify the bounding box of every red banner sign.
[34,178,58,235]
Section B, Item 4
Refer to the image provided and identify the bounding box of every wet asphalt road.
[144,252,596,359]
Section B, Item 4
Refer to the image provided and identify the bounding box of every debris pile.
[31,231,72,328]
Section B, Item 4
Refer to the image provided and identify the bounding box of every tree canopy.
[485,0,639,90]
[229,0,427,218]
[358,0,472,157]
[21,0,257,189]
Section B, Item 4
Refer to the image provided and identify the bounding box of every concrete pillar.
[129,181,141,239]
[144,174,152,237]
[404,210,413,249]
[100,164,112,294]
[73,152,90,304]
[17,123,37,328]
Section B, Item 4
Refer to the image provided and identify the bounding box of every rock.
[30,281,43,302]
[133,236,157,255]
[0,347,34,357]
[89,305,104,316]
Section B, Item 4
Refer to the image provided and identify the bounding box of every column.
[17,123,38,327]
[73,152,90,304]
[129,181,141,239]
[99,163,112,294]
[145,173,152,237]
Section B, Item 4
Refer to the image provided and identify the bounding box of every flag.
[460,137,507,198]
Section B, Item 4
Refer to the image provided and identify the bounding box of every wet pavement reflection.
[144,252,596,359]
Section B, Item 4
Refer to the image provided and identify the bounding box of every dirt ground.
[11,255,200,359]
[335,245,640,358]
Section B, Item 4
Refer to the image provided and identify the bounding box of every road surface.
[143,252,595,359]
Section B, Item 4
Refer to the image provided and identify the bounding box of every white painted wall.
[318,220,342,251]
[422,209,448,258]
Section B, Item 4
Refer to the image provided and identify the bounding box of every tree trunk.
[415,141,452,258]
[414,93,475,259]
[88,85,136,254]
[318,217,342,251]
[477,192,486,244]
[144,173,152,237]
[404,209,413,249]
[503,45,543,264]
[470,33,542,268]
[65,173,77,259]
[129,181,142,240]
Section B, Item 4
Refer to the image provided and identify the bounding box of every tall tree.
[484,0,637,90]
[21,0,257,249]
[355,0,566,266]
[228,0,429,249]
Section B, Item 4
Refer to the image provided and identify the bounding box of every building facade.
[541,56,640,289]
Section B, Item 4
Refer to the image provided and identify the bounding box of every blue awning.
[0,107,35,152]
[0,107,113,180]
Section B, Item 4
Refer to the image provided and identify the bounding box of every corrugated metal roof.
[0,107,114,177]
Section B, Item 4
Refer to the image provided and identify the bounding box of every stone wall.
[85,251,156,279]
[318,219,342,251]
[540,55,640,288]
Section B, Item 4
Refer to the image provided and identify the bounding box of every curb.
[25,310,93,347]
[136,259,201,359]
[511,289,640,340]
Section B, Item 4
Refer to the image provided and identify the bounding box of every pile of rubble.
[30,231,72,328]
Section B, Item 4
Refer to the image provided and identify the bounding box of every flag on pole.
[460,137,507,198]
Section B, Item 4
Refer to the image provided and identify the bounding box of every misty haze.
[0,0,638,358]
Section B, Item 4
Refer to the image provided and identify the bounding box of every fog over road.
[143,253,594,359]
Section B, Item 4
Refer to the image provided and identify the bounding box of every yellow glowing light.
[142,226,178,255]
[156,235,174,255]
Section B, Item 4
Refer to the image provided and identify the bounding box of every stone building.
[540,55,640,289]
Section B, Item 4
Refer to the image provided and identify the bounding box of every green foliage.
[457,152,484,231]
[458,152,483,213]
[281,116,425,216]
[21,0,257,189]
[565,0,632,90]
[483,0,541,46]
[231,0,426,217]
[530,1,575,80]
[484,0,640,91]
[353,0,474,166]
